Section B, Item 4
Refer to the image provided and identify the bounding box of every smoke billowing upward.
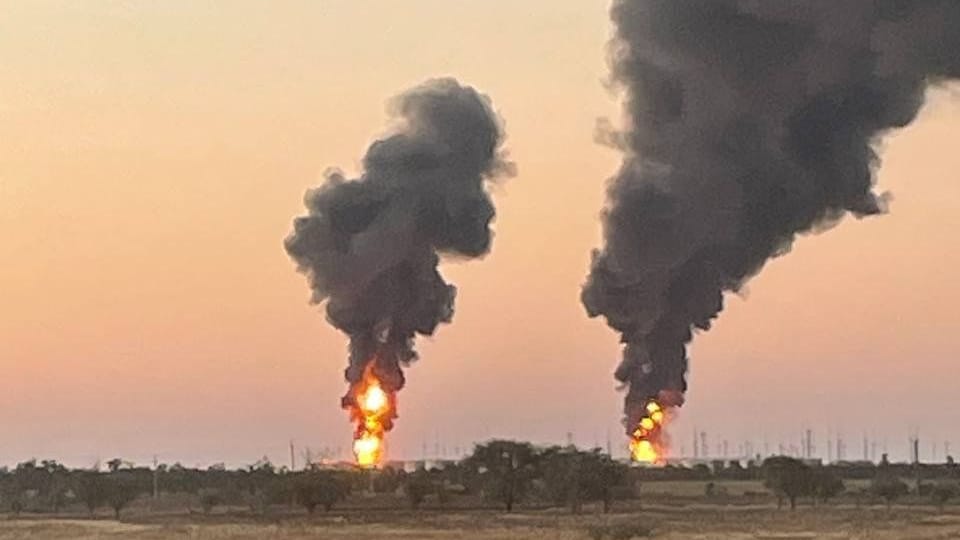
[583,1,960,431]
[286,78,512,420]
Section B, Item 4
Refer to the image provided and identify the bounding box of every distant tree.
[372,466,403,494]
[437,462,467,489]
[592,451,631,513]
[541,447,585,512]
[809,467,845,505]
[243,459,279,514]
[871,474,909,510]
[434,474,452,509]
[2,460,52,515]
[197,488,223,515]
[763,457,812,510]
[7,497,24,516]
[294,470,348,514]
[542,447,630,514]
[725,460,746,480]
[464,440,539,512]
[103,472,144,519]
[691,463,712,480]
[0,474,25,516]
[403,468,434,510]
[931,481,960,513]
[163,463,202,496]
[73,471,108,515]
[38,460,71,513]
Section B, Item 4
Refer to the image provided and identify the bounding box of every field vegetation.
[1,441,958,539]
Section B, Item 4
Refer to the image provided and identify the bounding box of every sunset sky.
[1,1,958,468]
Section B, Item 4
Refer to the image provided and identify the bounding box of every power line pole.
[152,455,159,500]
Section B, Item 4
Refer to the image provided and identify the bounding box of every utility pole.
[912,435,922,492]
[152,455,159,500]
[290,440,296,471]
[693,426,699,459]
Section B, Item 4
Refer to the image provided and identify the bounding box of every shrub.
[931,481,960,512]
[198,488,222,515]
[871,475,909,510]
[294,471,349,514]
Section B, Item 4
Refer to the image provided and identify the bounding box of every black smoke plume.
[583,1,960,431]
[286,78,512,419]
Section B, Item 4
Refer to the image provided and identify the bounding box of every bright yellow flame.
[353,433,381,468]
[630,439,659,463]
[630,400,667,464]
[362,384,388,414]
[349,366,392,468]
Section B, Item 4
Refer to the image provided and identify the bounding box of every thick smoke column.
[286,78,512,458]
[583,1,960,435]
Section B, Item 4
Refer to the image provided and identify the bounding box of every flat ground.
[2,505,959,540]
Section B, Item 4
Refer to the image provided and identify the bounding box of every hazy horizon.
[2,2,959,469]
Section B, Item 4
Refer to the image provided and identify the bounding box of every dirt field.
[2,505,959,540]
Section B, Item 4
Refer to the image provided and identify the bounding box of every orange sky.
[1,2,958,467]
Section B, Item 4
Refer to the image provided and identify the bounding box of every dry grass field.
[1,505,959,539]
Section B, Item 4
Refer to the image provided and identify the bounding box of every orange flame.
[629,399,667,465]
[347,365,395,468]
